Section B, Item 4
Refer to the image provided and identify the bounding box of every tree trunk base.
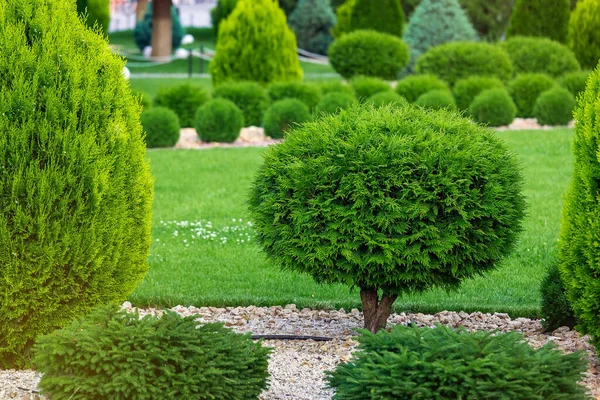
[151,0,173,58]
[360,288,398,333]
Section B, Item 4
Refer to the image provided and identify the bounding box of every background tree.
[568,0,600,69]
[211,0,238,39]
[152,0,173,57]
[76,0,110,35]
[278,0,299,16]
[331,0,355,38]
[349,0,404,37]
[459,0,515,41]
[506,0,571,43]
[289,0,336,54]
[134,3,184,53]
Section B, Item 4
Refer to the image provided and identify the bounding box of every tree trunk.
[151,0,172,58]
[136,0,149,21]
[360,288,398,333]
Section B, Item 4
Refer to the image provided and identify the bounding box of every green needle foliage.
[76,0,110,35]
[349,0,404,37]
[540,263,577,331]
[501,37,581,77]
[316,92,357,114]
[262,98,311,139]
[507,0,571,43]
[267,81,323,110]
[331,0,355,38]
[349,76,391,100]
[414,89,457,110]
[560,70,591,99]
[366,91,407,107]
[533,87,576,126]
[469,88,517,127]
[568,0,600,69]
[195,98,244,143]
[459,0,515,41]
[211,0,238,39]
[453,76,505,111]
[141,107,181,148]
[213,81,270,127]
[395,74,450,104]
[288,0,336,55]
[153,83,211,128]
[0,0,153,368]
[508,73,556,118]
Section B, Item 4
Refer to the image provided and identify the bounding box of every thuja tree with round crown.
[0,0,153,368]
[249,104,525,332]
[349,0,404,37]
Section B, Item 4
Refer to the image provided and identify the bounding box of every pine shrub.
[210,0,238,39]
[76,0,110,35]
[366,91,407,107]
[415,42,513,86]
[33,305,271,400]
[153,83,211,128]
[329,30,409,80]
[541,263,577,331]
[327,324,588,399]
[331,0,355,38]
[289,0,336,55]
[248,104,525,332]
[560,70,591,98]
[568,0,600,70]
[415,89,457,110]
[317,81,356,97]
[141,107,181,148]
[506,0,570,43]
[395,74,450,103]
[210,0,302,85]
[267,81,322,110]
[507,73,556,118]
[533,87,576,126]
[468,88,516,127]
[458,0,514,41]
[349,0,404,37]
[195,99,244,143]
[316,92,356,114]
[0,0,153,369]
[262,98,311,139]
[349,76,391,100]
[453,76,505,111]
[213,81,269,127]
[501,37,581,78]
[134,4,185,52]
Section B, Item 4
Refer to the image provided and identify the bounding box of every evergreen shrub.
[331,0,355,38]
[278,0,299,16]
[0,0,153,368]
[533,87,576,126]
[395,74,450,103]
[262,99,311,139]
[501,37,581,78]
[349,0,404,37]
[349,76,391,100]
[131,88,152,109]
[327,324,588,399]
[141,107,181,148]
[134,4,185,52]
[317,81,356,97]
[267,81,322,110]
[288,0,336,55]
[317,92,356,114]
[560,70,591,98]
[153,83,211,128]
[366,91,407,107]
[458,0,514,41]
[76,0,110,35]
[194,99,244,143]
[506,0,571,43]
[468,89,516,127]
[210,0,238,39]
[415,89,456,110]
[33,305,271,400]
[540,263,577,331]
[507,73,555,118]
[213,81,269,127]
[329,30,410,80]
[249,104,525,332]
[568,0,600,69]
[453,76,505,111]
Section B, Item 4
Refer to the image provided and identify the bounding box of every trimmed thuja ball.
[267,81,322,110]
[213,81,269,127]
[317,92,356,114]
[395,74,450,103]
[469,88,517,127]
[560,70,591,98]
[141,107,181,148]
[249,104,525,333]
[262,98,311,139]
[533,87,576,126]
[453,76,505,111]
[366,91,407,107]
[508,73,556,118]
[349,76,391,100]
[153,83,210,128]
[501,37,580,78]
[195,99,244,143]
[415,89,456,110]
[0,0,153,369]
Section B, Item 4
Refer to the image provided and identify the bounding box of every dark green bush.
[468,88,516,127]
[134,4,185,52]
[560,70,591,98]
[395,74,450,103]
[327,324,588,399]
[507,73,556,118]
[349,76,391,99]
[458,0,514,41]
[289,0,336,55]
[501,37,581,77]
[415,42,513,86]
[366,91,407,107]
[453,76,505,111]
[249,104,525,332]
[194,99,244,143]
[211,0,238,39]
[317,81,356,97]
[213,81,269,126]
[262,99,311,139]
[533,87,576,126]
[329,30,410,80]
[541,263,577,331]
[141,107,181,148]
[331,0,355,38]
[0,0,153,368]
[33,305,271,400]
[267,81,322,110]
[153,83,211,128]
[317,92,357,114]
[349,0,404,37]
[506,0,570,43]
[568,0,600,69]
[415,89,456,110]
[278,0,299,16]
[76,0,110,35]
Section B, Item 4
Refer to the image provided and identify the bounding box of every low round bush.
[366,91,407,107]
[153,83,211,128]
[560,70,591,98]
[395,74,450,103]
[249,104,525,332]
[317,81,356,97]
[329,30,410,80]
[262,99,311,139]
[415,42,513,86]
[533,87,576,126]
[213,81,269,127]
[267,81,322,110]
[33,305,271,400]
[415,89,456,110]
[327,324,588,399]
[568,0,600,69]
[468,88,516,127]
[508,73,556,118]
[194,99,244,143]
[317,92,357,114]
[453,76,505,111]
[349,76,391,100]
[140,107,181,148]
[541,263,577,332]
[501,37,580,77]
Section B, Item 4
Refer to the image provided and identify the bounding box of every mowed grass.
[129,128,574,318]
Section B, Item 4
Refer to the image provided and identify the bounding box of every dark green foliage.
[366,91,407,107]
[508,73,556,118]
[131,88,152,109]
[327,324,588,399]
[395,74,450,103]
[141,107,181,148]
[211,0,238,39]
[533,87,576,126]
[453,76,505,111]
[278,0,299,16]
[76,0,110,35]
[330,0,346,10]
[468,88,516,127]
[415,89,457,110]
[211,0,302,85]
[288,0,336,55]
[153,83,211,128]
[33,305,271,400]
[316,92,356,114]
[402,0,422,17]
[317,81,356,97]
[349,76,391,99]
[331,0,355,38]
[458,0,515,41]
[507,0,570,43]
[267,81,322,110]
[134,4,185,52]
[501,37,581,77]
[213,81,269,127]
[262,99,311,139]
[195,99,244,143]
[0,0,153,368]
[541,263,577,331]
[568,0,600,69]
[415,42,513,86]
[349,0,404,37]
[560,70,591,98]
[329,30,409,79]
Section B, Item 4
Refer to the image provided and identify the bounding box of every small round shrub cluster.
[213,81,269,127]
[366,91,407,107]
[568,0,600,69]
[349,76,391,100]
[415,89,456,110]
[267,81,322,110]
[533,87,576,126]
[468,89,516,127]
[317,92,356,114]
[395,74,450,103]
[508,73,556,118]
[318,81,356,97]
[540,263,577,332]
[141,107,181,148]
[153,83,211,128]
[560,70,591,98]
[262,98,311,139]
[453,76,505,111]
[501,37,580,77]
[195,99,245,143]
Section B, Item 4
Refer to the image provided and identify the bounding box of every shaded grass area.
[129,129,574,318]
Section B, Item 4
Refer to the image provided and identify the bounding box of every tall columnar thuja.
[0,0,153,368]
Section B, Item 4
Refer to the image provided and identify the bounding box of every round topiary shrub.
[349,0,405,37]
[153,83,211,128]
[248,104,525,332]
[507,73,556,118]
[262,98,311,139]
[331,0,355,38]
[500,37,581,78]
[267,81,322,110]
[317,81,356,97]
[213,81,269,127]
[194,99,244,143]
[560,70,591,99]
[540,263,577,332]
[415,89,457,110]
[395,74,450,103]
[329,30,410,80]
[415,42,513,86]
[210,0,302,85]
[33,305,271,399]
[506,0,571,43]
[533,87,576,126]
[327,325,588,399]
[316,92,357,114]
[141,107,181,148]
[568,0,600,69]
[366,91,407,107]
[468,88,517,127]
[288,0,336,55]
[76,0,110,35]
[453,76,505,111]
[349,76,391,100]
[0,0,153,369]
[134,4,185,52]
[211,0,238,39]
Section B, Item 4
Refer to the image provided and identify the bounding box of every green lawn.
[129,128,574,318]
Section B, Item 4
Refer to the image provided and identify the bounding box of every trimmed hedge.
[153,83,211,128]
[317,92,356,114]
[262,98,311,139]
[453,76,505,111]
[317,81,356,97]
[141,107,181,148]
[507,73,555,118]
[560,70,591,98]
[366,91,407,107]
[415,89,457,110]
[568,0,600,69]
[213,81,269,127]
[541,263,577,332]
[267,81,322,110]
[288,0,336,55]
[507,0,571,43]
[195,99,244,143]
[395,74,450,103]
[468,88,516,127]
[349,76,391,100]
[501,37,581,78]
[533,87,576,126]
[134,4,185,52]
[349,0,404,37]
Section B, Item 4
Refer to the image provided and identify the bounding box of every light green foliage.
[211,0,238,39]
[262,98,311,138]
[501,37,581,77]
[317,81,356,97]
[213,81,269,126]
[468,88,516,127]
[194,99,244,143]
[141,107,181,148]
[458,0,515,41]
[349,76,391,99]
[349,0,404,37]
[453,76,504,111]
[507,0,570,43]
[76,0,110,35]
[331,0,355,38]
[267,81,322,110]
[327,325,588,399]
[134,4,185,51]
[289,0,336,55]
[541,263,576,331]
[415,89,456,110]
[366,91,407,107]
[395,74,450,103]
[0,0,153,368]
[329,30,409,79]
[508,73,556,118]
[210,0,302,85]
[153,83,211,128]
[34,305,271,399]
[568,0,600,69]
[316,92,356,114]
[560,70,591,98]
[131,88,152,109]
[533,87,576,126]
